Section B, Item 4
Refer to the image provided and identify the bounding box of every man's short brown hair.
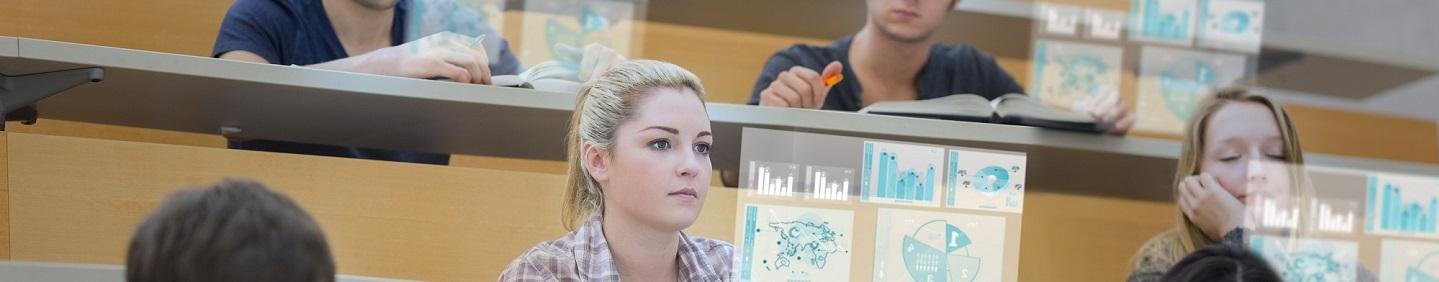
[125,179,335,282]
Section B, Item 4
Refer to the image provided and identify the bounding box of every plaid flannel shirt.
[499,216,735,281]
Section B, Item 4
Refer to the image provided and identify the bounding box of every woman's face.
[588,87,713,232]
[1200,102,1293,207]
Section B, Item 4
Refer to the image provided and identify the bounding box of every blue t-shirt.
[212,0,523,165]
[748,35,1025,111]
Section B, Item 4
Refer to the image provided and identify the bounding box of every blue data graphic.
[1130,0,1197,45]
[1029,40,1123,110]
[1197,0,1265,53]
[874,209,1007,282]
[1158,60,1217,119]
[519,0,637,66]
[1218,10,1250,34]
[862,141,945,207]
[972,166,1010,193]
[739,204,854,282]
[1381,239,1439,282]
[1251,235,1358,282]
[902,220,981,282]
[945,149,1027,214]
[1135,46,1246,134]
[1367,174,1439,238]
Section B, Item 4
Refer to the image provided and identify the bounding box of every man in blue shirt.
[213,0,523,165]
[751,0,1134,134]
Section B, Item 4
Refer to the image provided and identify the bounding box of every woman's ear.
[583,142,610,185]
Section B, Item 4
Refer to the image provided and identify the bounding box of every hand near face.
[1178,174,1250,240]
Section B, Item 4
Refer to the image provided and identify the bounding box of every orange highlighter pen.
[823,72,844,87]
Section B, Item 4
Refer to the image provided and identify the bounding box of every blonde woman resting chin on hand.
[1127,87,1310,282]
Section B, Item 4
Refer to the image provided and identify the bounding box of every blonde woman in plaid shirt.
[500,60,734,281]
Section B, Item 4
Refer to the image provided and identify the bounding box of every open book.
[492,61,585,93]
[858,94,1112,133]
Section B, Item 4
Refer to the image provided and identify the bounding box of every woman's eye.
[1218,155,1241,162]
[694,143,711,155]
[648,139,672,151]
[1265,154,1287,160]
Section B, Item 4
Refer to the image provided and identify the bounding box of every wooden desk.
[2,37,1436,281]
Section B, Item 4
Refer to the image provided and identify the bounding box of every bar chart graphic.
[1254,197,1359,234]
[1313,199,1358,234]
[748,161,800,198]
[1257,197,1298,230]
[805,165,854,202]
[1130,0,1197,45]
[946,148,1027,214]
[1367,174,1439,238]
[861,141,944,207]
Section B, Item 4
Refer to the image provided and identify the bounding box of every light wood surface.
[1,133,9,260]
[1019,191,1176,281]
[639,21,829,105]
[4,0,227,56]
[3,132,737,281]
[3,132,1179,281]
[4,120,225,148]
[1286,103,1439,164]
[0,0,17,37]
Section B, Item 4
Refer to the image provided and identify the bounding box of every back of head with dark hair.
[1162,244,1282,282]
[126,179,335,282]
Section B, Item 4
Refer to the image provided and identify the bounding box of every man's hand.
[758,61,844,109]
[555,43,627,82]
[299,31,493,84]
[1074,86,1135,135]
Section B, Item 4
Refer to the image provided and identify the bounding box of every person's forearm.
[305,51,381,74]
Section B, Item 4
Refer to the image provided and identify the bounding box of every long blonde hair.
[1164,87,1313,261]
[561,60,706,230]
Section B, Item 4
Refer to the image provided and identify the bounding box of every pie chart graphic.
[901,220,983,282]
[972,165,1011,194]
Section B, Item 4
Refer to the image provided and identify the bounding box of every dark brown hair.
[1161,244,1282,282]
[126,179,335,282]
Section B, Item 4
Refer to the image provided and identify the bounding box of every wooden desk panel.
[1287,104,1439,164]
[10,0,227,57]
[1,133,9,260]
[5,119,225,149]
[0,0,18,37]
[1,132,1192,281]
[4,133,737,281]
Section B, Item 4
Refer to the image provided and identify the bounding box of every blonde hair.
[561,60,706,230]
[1139,86,1313,266]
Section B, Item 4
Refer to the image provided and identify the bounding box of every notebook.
[858,93,1111,133]
[491,61,585,93]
